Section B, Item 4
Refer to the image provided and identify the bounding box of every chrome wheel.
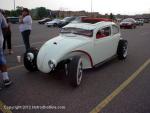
[77,60,83,85]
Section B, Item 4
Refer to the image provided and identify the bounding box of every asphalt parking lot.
[0,22,150,113]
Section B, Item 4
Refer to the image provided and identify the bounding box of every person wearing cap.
[19,8,32,51]
[0,11,12,89]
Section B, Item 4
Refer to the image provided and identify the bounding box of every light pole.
[91,0,93,17]
[91,0,93,13]
[14,0,16,10]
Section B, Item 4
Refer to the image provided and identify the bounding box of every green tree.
[35,7,49,19]
[10,10,17,16]
[109,13,115,20]
[104,13,109,18]
[5,6,24,17]
[4,10,11,17]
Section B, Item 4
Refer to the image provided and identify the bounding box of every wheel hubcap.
[65,64,68,76]
[123,43,128,57]
[77,61,83,85]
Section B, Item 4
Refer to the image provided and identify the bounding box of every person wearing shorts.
[0,11,12,88]
[0,48,6,64]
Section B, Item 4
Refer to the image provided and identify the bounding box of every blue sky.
[0,0,150,15]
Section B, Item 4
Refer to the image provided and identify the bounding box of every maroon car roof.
[81,17,113,23]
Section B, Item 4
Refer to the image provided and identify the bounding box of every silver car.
[45,19,62,27]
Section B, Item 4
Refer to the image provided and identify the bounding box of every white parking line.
[139,32,150,36]
[8,65,24,71]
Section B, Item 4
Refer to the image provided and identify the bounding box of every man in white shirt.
[19,8,32,52]
[0,11,12,88]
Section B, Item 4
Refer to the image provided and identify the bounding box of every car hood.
[37,34,91,73]
[47,21,54,23]
[46,21,57,24]
[60,20,67,23]
[61,20,65,22]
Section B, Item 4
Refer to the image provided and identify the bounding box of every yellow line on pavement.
[0,101,12,113]
[90,58,150,113]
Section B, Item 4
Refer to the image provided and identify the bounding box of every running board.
[94,55,117,68]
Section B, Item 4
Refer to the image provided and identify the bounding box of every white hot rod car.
[24,18,128,87]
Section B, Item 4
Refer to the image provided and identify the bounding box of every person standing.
[19,8,32,52]
[2,11,13,54]
[0,11,12,88]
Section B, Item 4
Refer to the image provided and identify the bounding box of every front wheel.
[68,56,83,87]
[117,40,128,60]
[24,48,38,72]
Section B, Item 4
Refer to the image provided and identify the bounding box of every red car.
[120,18,136,29]
[81,17,113,23]
[72,17,113,23]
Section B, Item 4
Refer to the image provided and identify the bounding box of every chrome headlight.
[27,53,34,61]
[48,60,55,70]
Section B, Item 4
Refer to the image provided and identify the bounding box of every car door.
[111,25,121,55]
[94,26,114,64]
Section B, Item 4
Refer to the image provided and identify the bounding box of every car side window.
[112,25,119,35]
[96,27,111,39]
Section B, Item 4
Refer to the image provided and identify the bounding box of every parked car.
[58,16,76,27]
[45,19,62,27]
[120,18,136,29]
[71,16,87,23]
[81,17,113,23]
[71,16,113,24]
[7,17,19,24]
[144,19,149,23]
[38,18,51,24]
[24,19,128,87]
[136,20,144,26]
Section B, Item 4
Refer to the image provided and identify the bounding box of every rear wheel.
[24,48,38,72]
[117,40,128,60]
[68,56,83,87]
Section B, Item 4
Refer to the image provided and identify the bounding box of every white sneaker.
[3,79,12,86]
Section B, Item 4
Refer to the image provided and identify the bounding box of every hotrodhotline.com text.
[4,105,66,110]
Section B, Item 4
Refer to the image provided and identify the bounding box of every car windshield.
[122,18,135,23]
[60,27,93,37]
[53,19,59,22]
[43,18,49,21]
[62,17,71,21]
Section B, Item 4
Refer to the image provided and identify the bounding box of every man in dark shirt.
[2,11,13,54]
